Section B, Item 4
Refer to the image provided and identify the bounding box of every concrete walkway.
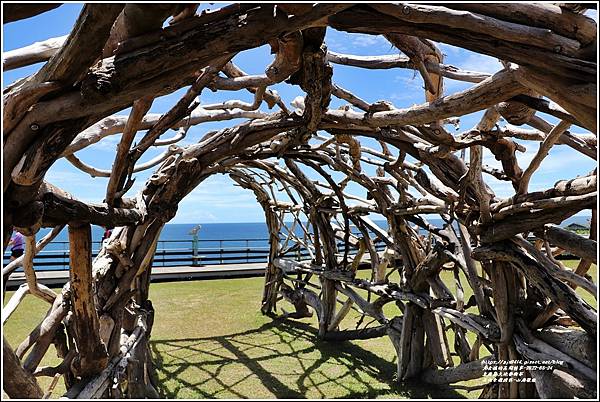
[6,263,267,289]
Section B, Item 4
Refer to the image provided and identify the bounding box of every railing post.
[246,239,249,263]
[220,240,223,264]
[192,237,198,267]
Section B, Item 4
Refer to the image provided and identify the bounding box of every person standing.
[8,231,25,261]
[101,226,113,247]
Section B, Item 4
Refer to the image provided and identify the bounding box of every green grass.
[3,260,596,398]
[148,278,472,399]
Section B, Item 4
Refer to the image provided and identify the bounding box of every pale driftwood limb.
[66,145,183,179]
[478,192,596,243]
[2,283,57,325]
[531,367,596,399]
[326,51,490,83]
[105,97,154,206]
[537,325,596,370]
[372,4,581,56]
[513,67,596,133]
[2,224,64,284]
[221,61,288,112]
[327,297,354,331]
[322,324,389,341]
[2,4,597,397]
[515,320,595,380]
[493,192,596,221]
[536,224,597,264]
[22,235,57,304]
[325,69,524,128]
[491,173,597,212]
[20,291,69,371]
[3,35,67,71]
[517,120,571,195]
[446,3,596,45]
[71,314,148,399]
[472,241,597,336]
[203,85,266,112]
[335,283,387,324]
[63,109,269,156]
[421,358,487,384]
[331,84,370,111]
[432,307,499,341]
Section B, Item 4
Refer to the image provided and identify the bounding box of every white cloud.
[87,134,120,152]
[350,34,387,48]
[585,9,597,22]
[438,43,462,55]
[460,53,503,74]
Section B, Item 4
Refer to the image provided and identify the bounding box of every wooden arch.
[2,3,597,399]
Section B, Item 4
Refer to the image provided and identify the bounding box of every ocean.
[3,215,592,270]
[5,221,392,254]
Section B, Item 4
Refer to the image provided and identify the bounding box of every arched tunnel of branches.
[2,3,598,399]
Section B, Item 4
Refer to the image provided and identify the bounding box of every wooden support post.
[69,222,109,377]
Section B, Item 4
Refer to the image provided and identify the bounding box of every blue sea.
[6,221,391,254]
[3,215,592,270]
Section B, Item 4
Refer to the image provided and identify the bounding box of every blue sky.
[3,4,597,223]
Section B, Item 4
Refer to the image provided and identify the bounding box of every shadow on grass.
[150,318,466,399]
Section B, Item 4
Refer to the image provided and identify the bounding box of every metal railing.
[3,238,386,272]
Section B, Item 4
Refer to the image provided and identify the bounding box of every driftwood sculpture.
[2,3,597,399]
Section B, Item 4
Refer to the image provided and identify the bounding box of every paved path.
[6,263,267,289]
[6,253,383,289]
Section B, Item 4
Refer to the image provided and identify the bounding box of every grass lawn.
[3,260,596,398]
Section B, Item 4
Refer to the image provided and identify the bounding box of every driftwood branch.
[3,3,597,398]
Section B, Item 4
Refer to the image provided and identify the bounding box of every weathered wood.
[421,358,487,384]
[326,50,490,83]
[3,3,597,397]
[3,336,43,398]
[21,234,57,304]
[3,3,61,24]
[105,97,154,206]
[537,326,596,369]
[532,367,597,399]
[327,297,354,331]
[536,224,597,264]
[446,3,596,45]
[3,35,67,71]
[322,324,389,341]
[2,224,64,285]
[325,69,525,128]
[20,291,69,371]
[329,6,595,81]
[69,223,108,377]
[41,189,143,227]
[63,109,269,156]
[373,4,581,56]
[518,120,571,195]
[71,314,148,399]
[473,241,597,336]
